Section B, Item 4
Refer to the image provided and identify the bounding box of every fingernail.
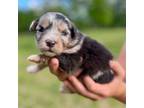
[53,58,59,65]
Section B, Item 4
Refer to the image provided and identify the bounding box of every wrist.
[114,81,126,103]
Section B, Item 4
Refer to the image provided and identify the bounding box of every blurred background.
[18,0,125,108]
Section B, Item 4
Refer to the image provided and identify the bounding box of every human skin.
[48,45,126,103]
[118,44,126,81]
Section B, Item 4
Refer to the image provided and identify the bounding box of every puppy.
[27,12,114,85]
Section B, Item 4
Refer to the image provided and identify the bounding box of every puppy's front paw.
[27,54,50,64]
[27,64,47,73]
[26,64,40,73]
[27,54,41,63]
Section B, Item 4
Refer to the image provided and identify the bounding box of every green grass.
[19,28,125,108]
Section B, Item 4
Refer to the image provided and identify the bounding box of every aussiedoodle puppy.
[27,12,114,84]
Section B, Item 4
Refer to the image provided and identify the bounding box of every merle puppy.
[27,12,114,84]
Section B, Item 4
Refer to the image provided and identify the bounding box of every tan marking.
[54,33,64,53]
[57,21,68,32]
[92,71,104,80]
[39,18,50,28]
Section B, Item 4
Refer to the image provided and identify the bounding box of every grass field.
[19,28,125,108]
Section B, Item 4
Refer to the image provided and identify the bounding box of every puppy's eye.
[38,26,45,32]
[61,31,68,36]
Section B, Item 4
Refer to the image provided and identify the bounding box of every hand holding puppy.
[27,55,125,103]
[48,59,126,103]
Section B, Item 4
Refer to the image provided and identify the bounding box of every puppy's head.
[29,12,82,57]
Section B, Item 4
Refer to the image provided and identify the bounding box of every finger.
[48,58,59,75]
[49,58,69,81]
[83,76,117,97]
[83,76,105,95]
[109,60,125,78]
[54,68,69,81]
[68,76,103,100]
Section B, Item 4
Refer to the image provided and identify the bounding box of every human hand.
[48,59,125,103]
[63,61,126,103]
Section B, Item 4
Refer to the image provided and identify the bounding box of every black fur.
[57,36,114,84]
[70,26,77,39]
[55,14,69,26]
[55,14,66,21]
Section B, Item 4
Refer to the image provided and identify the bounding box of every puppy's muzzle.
[45,39,56,48]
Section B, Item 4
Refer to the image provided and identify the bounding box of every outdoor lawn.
[19,28,125,108]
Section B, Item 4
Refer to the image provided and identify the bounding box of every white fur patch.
[26,64,46,73]
[26,64,40,73]
[92,71,104,80]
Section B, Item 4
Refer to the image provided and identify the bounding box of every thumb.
[109,60,125,79]
[48,58,59,75]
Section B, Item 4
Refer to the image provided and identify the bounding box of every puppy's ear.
[70,24,78,39]
[29,19,39,32]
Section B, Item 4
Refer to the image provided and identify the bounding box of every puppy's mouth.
[40,48,58,57]
[41,49,55,53]
[43,49,53,52]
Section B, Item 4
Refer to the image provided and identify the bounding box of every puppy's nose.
[45,40,56,48]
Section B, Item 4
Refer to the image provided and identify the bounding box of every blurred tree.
[42,0,67,15]
[18,11,39,32]
[88,0,114,27]
[113,0,126,26]
[18,0,125,32]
